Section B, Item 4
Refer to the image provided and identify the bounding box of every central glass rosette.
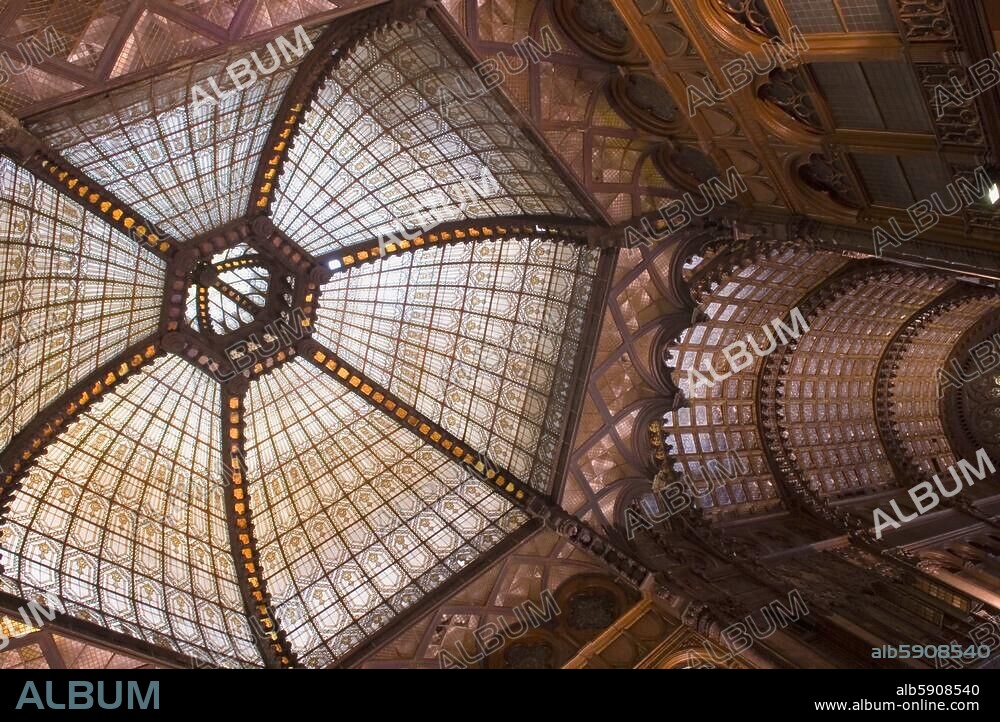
[185,244,272,335]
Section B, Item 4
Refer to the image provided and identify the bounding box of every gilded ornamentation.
[716,0,778,38]
[895,0,954,41]
[758,68,822,131]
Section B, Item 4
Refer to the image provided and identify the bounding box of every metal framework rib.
[331,519,542,668]
[319,216,611,270]
[0,336,162,526]
[217,254,266,271]
[0,124,177,259]
[215,280,264,315]
[197,286,214,334]
[219,383,298,669]
[249,0,427,216]
[33,152,177,258]
[300,339,649,589]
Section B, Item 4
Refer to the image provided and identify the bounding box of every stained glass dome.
[0,4,605,668]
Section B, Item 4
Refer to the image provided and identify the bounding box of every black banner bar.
[0,669,995,715]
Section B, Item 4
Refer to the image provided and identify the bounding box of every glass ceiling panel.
[891,295,1000,478]
[0,155,165,453]
[271,17,590,256]
[244,359,527,667]
[0,355,262,668]
[314,238,599,492]
[26,27,323,242]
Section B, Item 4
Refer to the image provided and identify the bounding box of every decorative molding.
[715,0,778,38]
[250,0,433,215]
[875,286,986,481]
[608,73,684,136]
[756,263,887,538]
[914,64,987,148]
[653,144,724,195]
[7,139,177,259]
[944,311,1000,471]
[798,152,865,210]
[320,216,611,270]
[686,231,806,303]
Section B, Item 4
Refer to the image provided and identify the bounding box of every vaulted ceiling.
[1,0,999,670]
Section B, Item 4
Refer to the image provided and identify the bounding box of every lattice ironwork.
[26,26,322,243]
[312,237,601,494]
[0,1,387,117]
[777,270,952,499]
[0,155,165,455]
[1,354,263,667]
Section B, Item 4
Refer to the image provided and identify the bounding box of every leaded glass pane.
[272,18,589,256]
[666,248,849,514]
[890,297,1000,477]
[0,155,164,452]
[0,355,261,667]
[244,359,527,667]
[781,272,950,497]
[26,29,322,241]
[314,239,599,491]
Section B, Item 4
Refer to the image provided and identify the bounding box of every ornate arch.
[876,289,1000,483]
[942,310,1000,486]
[692,0,781,54]
[662,238,850,520]
[772,268,954,502]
